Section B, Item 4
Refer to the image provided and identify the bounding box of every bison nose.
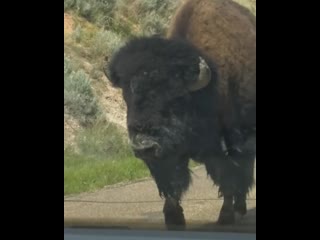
[131,134,159,149]
[129,134,162,157]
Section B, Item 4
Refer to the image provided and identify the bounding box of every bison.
[104,0,256,229]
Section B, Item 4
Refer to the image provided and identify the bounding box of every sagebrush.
[64,55,102,126]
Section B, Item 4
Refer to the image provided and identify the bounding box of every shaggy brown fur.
[167,0,256,130]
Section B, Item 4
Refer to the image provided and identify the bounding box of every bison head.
[104,37,214,162]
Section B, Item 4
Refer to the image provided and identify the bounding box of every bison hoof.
[234,202,247,216]
[164,210,186,230]
[217,209,235,225]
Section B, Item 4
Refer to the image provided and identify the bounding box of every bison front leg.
[218,191,235,225]
[232,149,256,216]
[148,158,191,230]
[163,160,191,230]
[163,196,186,229]
[214,154,254,224]
[204,153,236,225]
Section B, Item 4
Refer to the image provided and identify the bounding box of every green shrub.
[64,55,102,126]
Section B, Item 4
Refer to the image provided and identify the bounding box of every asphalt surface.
[64,165,256,233]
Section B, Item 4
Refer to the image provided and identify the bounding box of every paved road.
[64,165,256,233]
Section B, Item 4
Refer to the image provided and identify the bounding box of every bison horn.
[188,57,211,91]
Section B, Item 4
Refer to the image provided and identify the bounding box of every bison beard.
[104,0,256,230]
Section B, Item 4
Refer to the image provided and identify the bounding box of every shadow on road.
[187,207,256,233]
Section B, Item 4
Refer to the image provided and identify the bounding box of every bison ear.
[103,63,121,88]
